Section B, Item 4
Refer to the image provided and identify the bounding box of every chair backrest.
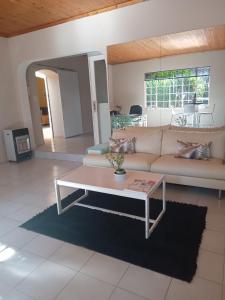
[129,105,142,115]
[170,106,183,115]
[197,104,207,111]
[198,103,215,113]
[110,110,120,116]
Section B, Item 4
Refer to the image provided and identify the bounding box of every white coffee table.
[55,166,166,239]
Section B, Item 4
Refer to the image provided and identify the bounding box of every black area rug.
[21,190,207,282]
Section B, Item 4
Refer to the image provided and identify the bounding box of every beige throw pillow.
[109,137,136,154]
[175,140,212,160]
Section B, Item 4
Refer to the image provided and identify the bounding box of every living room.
[0,1,225,300]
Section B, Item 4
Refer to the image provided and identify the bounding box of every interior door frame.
[36,71,54,139]
[88,54,106,145]
[44,76,55,138]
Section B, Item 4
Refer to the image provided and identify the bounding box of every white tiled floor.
[17,260,76,299]
[38,131,94,155]
[118,265,171,300]
[55,272,114,300]
[49,243,93,272]
[81,253,129,285]
[0,158,224,300]
[23,235,63,259]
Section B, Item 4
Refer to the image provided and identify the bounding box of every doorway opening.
[35,70,53,141]
[26,53,109,156]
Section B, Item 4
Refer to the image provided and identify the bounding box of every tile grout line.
[5,228,40,250]
[118,286,155,300]
[195,274,223,286]
[18,242,75,266]
[76,250,96,271]
[11,289,37,300]
[164,278,173,300]
[0,202,28,219]
[49,245,96,273]
[5,257,48,299]
[107,263,131,300]
[11,253,79,300]
[53,254,128,300]
[51,270,80,300]
[78,268,117,287]
[199,247,225,257]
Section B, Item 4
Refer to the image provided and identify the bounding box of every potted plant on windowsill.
[106,153,126,182]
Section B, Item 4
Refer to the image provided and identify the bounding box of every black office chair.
[129,105,142,115]
[110,110,120,116]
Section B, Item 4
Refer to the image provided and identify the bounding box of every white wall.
[107,64,114,110]
[94,60,111,143]
[95,60,108,103]
[110,50,225,127]
[3,0,225,151]
[58,70,83,137]
[0,38,20,162]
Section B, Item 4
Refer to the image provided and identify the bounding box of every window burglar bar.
[145,66,210,109]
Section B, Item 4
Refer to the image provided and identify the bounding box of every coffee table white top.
[56,166,164,200]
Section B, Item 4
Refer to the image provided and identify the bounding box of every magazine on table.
[126,179,156,193]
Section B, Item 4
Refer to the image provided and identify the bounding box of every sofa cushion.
[112,127,162,155]
[83,153,159,171]
[161,129,225,159]
[151,155,225,180]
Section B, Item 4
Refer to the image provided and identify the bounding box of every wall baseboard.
[34,150,84,162]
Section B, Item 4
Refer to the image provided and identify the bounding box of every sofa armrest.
[86,143,109,155]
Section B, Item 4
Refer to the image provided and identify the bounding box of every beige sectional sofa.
[83,126,225,197]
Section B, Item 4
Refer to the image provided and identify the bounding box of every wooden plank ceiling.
[107,25,225,64]
[0,0,143,37]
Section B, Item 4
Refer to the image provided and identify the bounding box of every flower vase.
[114,169,126,182]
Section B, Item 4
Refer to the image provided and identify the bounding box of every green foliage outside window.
[145,67,210,108]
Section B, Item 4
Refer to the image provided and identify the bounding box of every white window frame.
[145,67,210,109]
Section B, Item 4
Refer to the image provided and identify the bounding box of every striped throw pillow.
[194,142,212,160]
[109,137,136,154]
[176,140,211,160]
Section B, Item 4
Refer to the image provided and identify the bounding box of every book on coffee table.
[126,179,156,193]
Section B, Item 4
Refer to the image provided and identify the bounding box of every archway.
[26,54,101,155]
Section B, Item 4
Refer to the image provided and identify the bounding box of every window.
[145,66,210,108]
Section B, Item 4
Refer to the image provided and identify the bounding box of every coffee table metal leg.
[145,179,166,239]
[163,180,166,211]
[55,180,88,215]
[145,197,150,239]
[55,181,62,214]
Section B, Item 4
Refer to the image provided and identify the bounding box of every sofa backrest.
[161,129,225,159]
[169,125,225,132]
[112,127,163,155]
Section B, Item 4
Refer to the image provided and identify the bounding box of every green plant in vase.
[106,152,126,175]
